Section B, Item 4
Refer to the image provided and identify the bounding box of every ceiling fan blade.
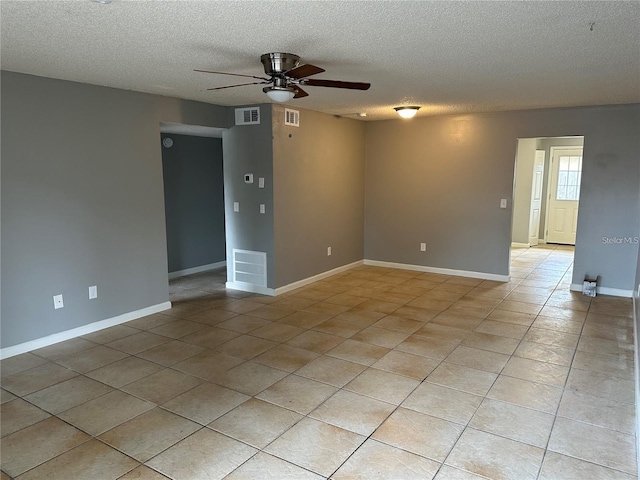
[286,64,325,79]
[194,69,268,81]
[206,81,268,91]
[293,85,309,98]
[302,79,371,90]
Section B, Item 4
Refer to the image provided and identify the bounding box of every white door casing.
[546,148,583,245]
[529,150,545,246]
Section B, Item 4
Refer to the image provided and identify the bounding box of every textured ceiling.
[1,1,639,120]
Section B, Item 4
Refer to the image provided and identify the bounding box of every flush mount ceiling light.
[91,0,113,3]
[394,106,421,119]
[263,86,295,102]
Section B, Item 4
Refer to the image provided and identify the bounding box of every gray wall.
[511,138,537,244]
[536,136,584,239]
[272,106,365,288]
[365,104,640,291]
[3,70,638,351]
[161,134,225,273]
[1,71,229,348]
[365,114,517,275]
[573,106,639,291]
[222,105,276,288]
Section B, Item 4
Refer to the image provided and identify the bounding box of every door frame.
[543,145,583,244]
[528,149,545,247]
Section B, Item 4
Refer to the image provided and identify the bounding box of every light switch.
[258,177,265,188]
[500,198,508,209]
[259,204,265,214]
[89,285,97,299]
[233,202,240,212]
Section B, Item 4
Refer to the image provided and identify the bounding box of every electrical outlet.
[420,243,427,251]
[233,202,239,212]
[89,285,98,299]
[327,246,332,256]
[500,198,508,208]
[53,294,64,309]
[259,204,266,214]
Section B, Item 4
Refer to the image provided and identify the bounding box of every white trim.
[0,302,172,360]
[225,260,364,297]
[537,239,547,244]
[226,281,275,296]
[570,283,633,298]
[168,261,226,280]
[364,260,510,282]
[274,261,364,295]
[511,242,530,248]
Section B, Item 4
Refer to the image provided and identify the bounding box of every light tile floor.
[1,245,637,479]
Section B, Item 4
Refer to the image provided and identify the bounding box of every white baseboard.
[225,260,364,297]
[169,261,226,280]
[226,281,275,296]
[511,242,530,248]
[364,259,510,282]
[0,302,172,360]
[274,261,364,295]
[570,283,633,298]
[538,239,547,244]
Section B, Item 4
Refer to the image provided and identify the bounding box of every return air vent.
[232,249,267,287]
[285,108,300,127]
[235,107,260,125]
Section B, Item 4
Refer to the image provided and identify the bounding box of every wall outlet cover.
[53,294,64,309]
[420,243,427,251]
[89,285,98,299]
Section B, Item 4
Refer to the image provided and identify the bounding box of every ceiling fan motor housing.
[261,52,300,75]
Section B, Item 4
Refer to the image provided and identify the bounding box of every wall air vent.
[232,249,267,287]
[284,108,300,127]
[235,107,260,125]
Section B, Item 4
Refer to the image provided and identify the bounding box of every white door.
[546,148,583,244]
[528,150,545,246]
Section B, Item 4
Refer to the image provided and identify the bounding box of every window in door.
[556,154,582,201]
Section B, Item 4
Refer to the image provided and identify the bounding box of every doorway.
[511,136,584,249]
[159,123,227,282]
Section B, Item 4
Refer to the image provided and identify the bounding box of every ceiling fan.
[195,52,371,102]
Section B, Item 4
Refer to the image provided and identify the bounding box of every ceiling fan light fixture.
[394,106,421,119]
[263,86,295,103]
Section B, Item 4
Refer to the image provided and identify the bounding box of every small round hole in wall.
[162,137,174,148]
